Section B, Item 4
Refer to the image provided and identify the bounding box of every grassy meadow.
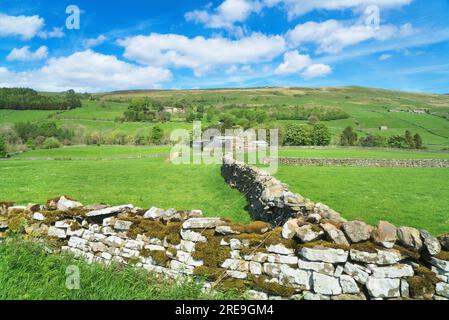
[1,145,448,234]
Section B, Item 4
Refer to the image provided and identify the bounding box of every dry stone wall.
[1,191,449,300]
[268,158,449,168]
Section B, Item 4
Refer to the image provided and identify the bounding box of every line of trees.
[339,126,424,149]
[0,88,81,110]
[283,123,331,146]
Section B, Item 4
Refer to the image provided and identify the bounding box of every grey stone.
[299,247,348,263]
[320,222,350,246]
[249,262,262,275]
[343,262,370,284]
[221,259,248,271]
[281,219,299,239]
[180,229,207,242]
[436,282,449,298]
[420,229,441,256]
[370,264,414,278]
[295,224,324,243]
[340,275,360,294]
[429,257,449,272]
[267,254,298,265]
[266,244,294,255]
[302,292,330,300]
[47,226,66,239]
[349,249,402,265]
[366,277,400,298]
[306,213,322,224]
[279,265,311,289]
[230,239,243,250]
[143,207,164,219]
[176,251,203,267]
[297,259,335,276]
[57,196,83,211]
[438,234,449,251]
[342,220,372,243]
[182,218,224,229]
[244,290,268,300]
[226,270,247,279]
[312,273,342,295]
[397,226,422,251]
[114,220,133,231]
[33,212,45,221]
[314,203,342,221]
[215,225,240,235]
[263,263,282,277]
[400,279,410,298]
[87,204,134,217]
[371,221,397,249]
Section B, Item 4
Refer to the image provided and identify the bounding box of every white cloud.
[269,0,413,19]
[275,50,312,74]
[7,46,48,61]
[287,20,414,53]
[38,27,65,39]
[274,50,332,79]
[379,53,392,60]
[301,64,332,79]
[118,32,285,76]
[0,50,172,92]
[83,35,107,48]
[0,13,44,39]
[185,0,260,33]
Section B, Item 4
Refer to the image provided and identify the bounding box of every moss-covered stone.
[407,276,435,300]
[7,214,29,234]
[141,249,170,266]
[225,227,296,249]
[434,250,449,261]
[393,244,420,260]
[298,240,349,251]
[192,230,231,268]
[125,216,181,245]
[250,275,296,297]
[350,241,384,253]
[222,221,272,234]
[193,266,224,281]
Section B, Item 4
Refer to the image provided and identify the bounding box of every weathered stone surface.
[366,277,400,298]
[350,249,402,265]
[230,239,243,250]
[279,265,311,289]
[221,259,248,271]
[314,203,342,221]
[180,229,207,242]
[370,264,414,278]
[301,292,330,300]
[296,224,324,243]
[33,212,45,221]
[263,263,282,277]
[57,196,82,211]
[371,221,397,249]
[176,251,203,267]
[47,226,66,239]
[397,226,422,251]
[331,293,366,300]
[438,234,449,251]
[182,218,224,229]
[266,244,294,255]
[55,220,71,229]
[299,247,348,263]
[436,282,449,298]
[243,252,269,263]
[340,275,360,294]
[226,270,247,279]
[281,219,299,239]
[320,222,349,246]
[343,262,370,284]
[249,262,262,275]
[244,290,268,300]
[312,273,342,295]
[306,213,322,224]
[170,260,194,274]
[267,254,298,265]
[297,259,334,276]
[143,207,164,219]
[429,257,449,272]
[104,235,124,247]
[87,205,134,217]
[215,225,240,235]
[342,220,371,243]
[114,220,133,231]
[188,210,203,218]
[420,230,441,256]
[400,279,410,298]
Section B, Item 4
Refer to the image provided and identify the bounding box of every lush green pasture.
[0,239,242,300]
[275,166,449,235]
[13,145,171,159]
[278,147,449,159]
[0,157,250,224]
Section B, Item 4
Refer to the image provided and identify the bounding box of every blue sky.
[0,0,448,93]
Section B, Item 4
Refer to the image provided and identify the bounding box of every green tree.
[359,134,387,147]
[151,126,164,145]
[283,124,312,146]
[340,126,358,146]
[413,133,423,149]
[405,130,414,148]
[42,137,61,149]
[0,136,7,158]
[311,123,331,146]
[388,135,408,148]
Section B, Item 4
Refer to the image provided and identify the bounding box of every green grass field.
[278,147,449,159]
[0,239,242,300]
[275,166,449,235]
[13,145,171,159]
[2,146,448,234]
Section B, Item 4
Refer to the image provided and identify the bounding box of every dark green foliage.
[121,97,168,122]
[388,131,424,149]
[283,124,312,146]
[311,123,331,146]
[358,134,387,147]
[151,126,164,144]
[273,105,349,121]
[42,137,62,149]
[340,126,358,146]
[0,88,81,110]
[414,133,423,149]
[0,136,6,158]
[14,121,73,145]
